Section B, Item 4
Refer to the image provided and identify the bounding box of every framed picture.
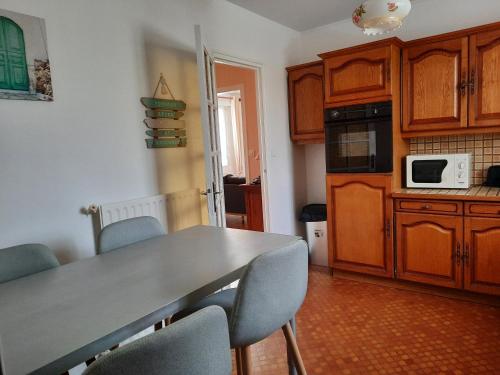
[0,8,53,101]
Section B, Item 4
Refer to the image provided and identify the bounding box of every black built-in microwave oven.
[324,101,393,173]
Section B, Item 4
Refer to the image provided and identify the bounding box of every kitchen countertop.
[393,186,500,202]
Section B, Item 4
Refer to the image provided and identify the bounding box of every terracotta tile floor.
[234,270,500,375]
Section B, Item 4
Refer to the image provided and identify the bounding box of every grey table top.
[0,225,300,375]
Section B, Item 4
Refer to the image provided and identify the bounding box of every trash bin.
[299,204,327,266]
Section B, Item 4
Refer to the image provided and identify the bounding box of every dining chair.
[98,215,166,332]
[0,243,69,375]
[83,306,232,375]
[98,216,166,253]
[171,240,309,375]
[0,243,60,283]
[84,216,168,367]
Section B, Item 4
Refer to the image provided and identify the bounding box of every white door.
[195,25,226,226]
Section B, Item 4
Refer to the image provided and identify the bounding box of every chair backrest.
[98,216,166,253]
[229,240,309,347]
[0,243,60,283]
[83,306,232,375]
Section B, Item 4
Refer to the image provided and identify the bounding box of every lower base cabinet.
[464,217,500,295]
[396,212,463,289]
[327,174,393,278]
[394,200,500,296]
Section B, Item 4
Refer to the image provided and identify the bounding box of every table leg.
[287,316,298,375]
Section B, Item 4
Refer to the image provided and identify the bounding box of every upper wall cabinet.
[286,61,324,144]
[319,39,401,107]
[469,28,500,128]
[402,37,468,132]
[402,23,500,135]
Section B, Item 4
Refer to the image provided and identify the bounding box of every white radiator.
[165,188,202,232]
[99,194,168,232]
[98,189,202,233]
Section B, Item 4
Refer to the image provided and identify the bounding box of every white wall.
[292,0,500,204]
[0,0,301,262]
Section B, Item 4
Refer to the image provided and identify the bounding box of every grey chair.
[83,306,232,375]
[98,216,167,331]
[0,243,60,284]
[98,216,166,253]
[0,244,68,375]
[172,240,309,375]
[86,216,168,367]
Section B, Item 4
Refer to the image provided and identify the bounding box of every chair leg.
[282,322,307,375]
[154,321,163,331]
[235,347,244,375]
[85,357,96,367]
[240,345,252,375]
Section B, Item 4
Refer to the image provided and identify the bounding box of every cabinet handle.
[470,69,476,95]
[386,219,391,238]
[463,243,470,266]
[456,242,461,265]
[421,204,432,210]
[459,80,468,96]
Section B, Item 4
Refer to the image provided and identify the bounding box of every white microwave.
[406,153,472,189]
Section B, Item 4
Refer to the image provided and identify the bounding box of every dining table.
[0,225,301,375]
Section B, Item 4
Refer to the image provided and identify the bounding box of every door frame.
[213,53,270,232]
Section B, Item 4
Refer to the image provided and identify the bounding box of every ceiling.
[226,0,364,31]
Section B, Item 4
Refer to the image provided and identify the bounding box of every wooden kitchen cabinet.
[469,28,500,128]
[393,196,500,296]
[395,212,463,289]
[401,22,500,136]
[286,61,324,143]
[319,39,401,107]
[326,174,393,278]
[402,37,468,132]
[464,217,500,296]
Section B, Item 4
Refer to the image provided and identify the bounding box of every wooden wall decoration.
[141,73,187,148]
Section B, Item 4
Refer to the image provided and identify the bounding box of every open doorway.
[215,62,264,231]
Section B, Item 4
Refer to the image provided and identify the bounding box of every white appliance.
[406,153,472,189]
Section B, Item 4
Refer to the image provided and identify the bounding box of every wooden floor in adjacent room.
[235,269,500,375]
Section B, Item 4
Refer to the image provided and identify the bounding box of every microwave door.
[412,160,448,184]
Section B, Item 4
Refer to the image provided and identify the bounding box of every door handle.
[200,188,212,196]
[462,243,470,266]
[459,80,468,96]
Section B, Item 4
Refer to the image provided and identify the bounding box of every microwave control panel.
[454,154,472,187]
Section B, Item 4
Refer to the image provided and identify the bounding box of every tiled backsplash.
[409,133,500,185]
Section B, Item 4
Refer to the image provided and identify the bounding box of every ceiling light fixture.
[352,0,412,36]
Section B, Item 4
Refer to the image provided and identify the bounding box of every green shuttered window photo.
[0,16,29,91]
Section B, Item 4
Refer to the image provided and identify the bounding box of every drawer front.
[466,202,500,218]
[395,199,463,215]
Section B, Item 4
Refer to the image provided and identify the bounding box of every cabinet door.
[323,46,391,105]
[469,29,500,127]
[396,212,463,289]
[402,37,468,132]
[464,217,500,295]
[327,174,393,277]
[287,62,324,143]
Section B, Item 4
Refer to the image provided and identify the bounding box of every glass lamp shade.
[352,0,412,35]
